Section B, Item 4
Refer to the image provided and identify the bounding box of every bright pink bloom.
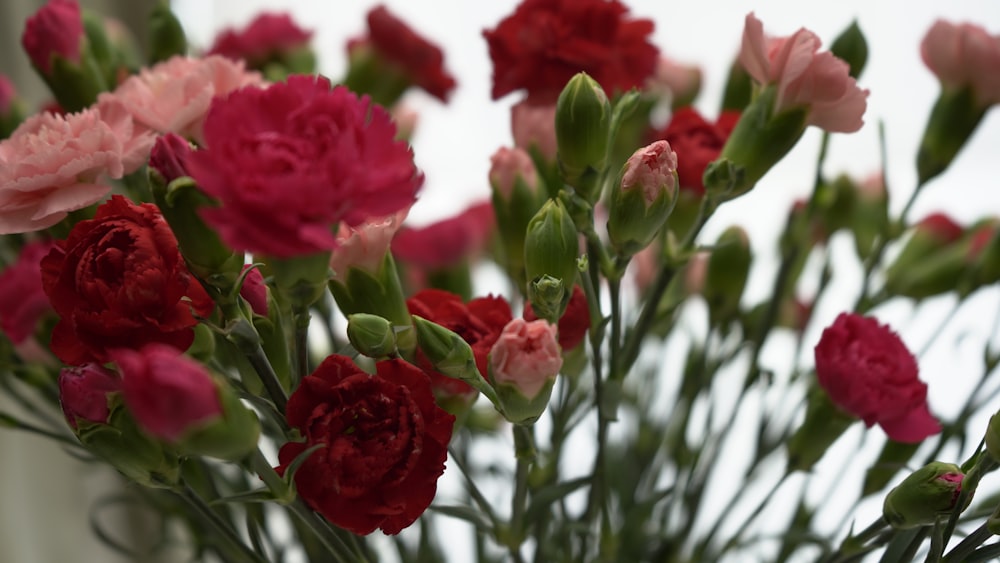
[921,20,1000,106]
[489,147,538,199]
[484,0,659,103]
[0,240,56,343]
[240,266,268,316]
[739,13,868,133]
[0,106,135,234]
[348,5,456,102]
[330,210,408,279]
[208,12,312,65]
[0,75,15,115]
[814,313,941,443]
[188,76,422,258]
[489,319,562,398]
[58,363,120,429]
[99,55,264,144]
[622,140,677,205]
[392,202,495,270]
[21,0,83,74]
[511,101,557,160]
[112,344,221,442]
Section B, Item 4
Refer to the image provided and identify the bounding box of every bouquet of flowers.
[2,0,1000,561]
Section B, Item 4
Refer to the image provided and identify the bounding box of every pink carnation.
[330,210,409,280]
[621,140,678,205]
[511,101,557,161]
[0,107,134,234]
[21,0,83,74]
[921,20,1000,106]
[100,55,264,144]
[0,240,56,343]
[187,75,422,258]
[208,12,313,65]
[489,147,539,200]
[739,13,868,133]
[489,318,562,398]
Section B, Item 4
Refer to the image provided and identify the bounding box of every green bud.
[265,251,333,310]
[329,254,414,355]
[411,315,480,383]
[524,199,579,322]
[527,276,570,324]
[917,87,986,186]
[493,378,556,425]
[984,410,1000,463]
[556,73,611,200]
[148,1,188,64]
[884,215,967,300]
[708,86,809,200]
[606,141,679,257]
[883,462,966,529]
[704,226,752,328]
[347,313,398,358]
[829,21,868,79]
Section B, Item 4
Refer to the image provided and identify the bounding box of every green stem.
[245,343,288,414]
[509,425,536,563]
[942,522,992,562]
[293,306,311,383]
[176,482,270,563]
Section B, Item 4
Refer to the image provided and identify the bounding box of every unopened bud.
[883,461,965,529]
[347,313,398,358]
[524,199,579,322]
[556,73,611,200]
[607,140,678,256]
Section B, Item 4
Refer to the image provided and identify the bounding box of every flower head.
[21,0,83,74]
[276,355,454,535]
[490,318,563,398]
[484,0,658,103]
[208,12,313,66]
[921,20,1000,106]
[58,363,120,429]
[650,107,737,196]
[490,147,539,200]
[392,202,495,271]
[0,240,56,343]
[187,75,422,258]
[330,210,408,280]
[511,101,557,161]
[739,13,868,132]
[814,313,940,443]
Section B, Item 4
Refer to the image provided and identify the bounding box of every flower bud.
[239,266,269,316]
[607,141,679,256]
[829,21,868,79]
[556,73,611,200]
[148,1,188,64]
[883,462,966,529]
[704,226,752,327]
[347,313,399,358]
[58,364,121,429]
[489,319,562,424]
[916,87,985,186]
[411,315,482,385]
[512,101,557,162]
[984,410,1000,463]
[266,251,333,310]
[524,199,579,323]
[884,213,966,299]
[490,147,547,286]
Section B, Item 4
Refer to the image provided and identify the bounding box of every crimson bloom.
[349,5,456,102]
[187,75,422,258]
[0,240,56,343]
[649,107,739,196]
[483,0,658,103]
[407,289,512,399]
[814,313,940,443]
[392,201,495,271]
[41,196,213,365]
[21,0,83,74]
[58,363,120,429]
[276,355,454,535]
[207,12,313,66]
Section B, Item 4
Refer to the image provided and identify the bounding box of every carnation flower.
[483,0,659,103]
[0,239,56,343]
[392,202,495,271]
[187,75,422,258]
[21,0,83,74]
[207,12,313,66]
[921,20,1000,107]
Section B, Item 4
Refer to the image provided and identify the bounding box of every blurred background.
[1,1,1000,561]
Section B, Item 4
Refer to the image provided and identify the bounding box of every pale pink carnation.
[739,13,868,133]
[95,97,157,173]
[921,20,1000,106]
[100,55,264,144]
[489,318,562,398]
[511,100,557,160]
[330,210,409,280]
[622,140,677,205]
[489,146,538,199]
[0,109,123,234]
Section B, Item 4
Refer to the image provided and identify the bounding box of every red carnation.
[524,284,590,350]
[483,0,659,103]
[40,196,213,365]
[349,5,456,102]
[649,107,739,196]
[276,355,454,535]
[814,313,940,443]
[187,76,422,258]
[207,12,312,65]
[407,289,512,399]
[392,201,495,271]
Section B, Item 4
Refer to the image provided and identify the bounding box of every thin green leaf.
[524,476,591,525]
[427,505,494,533]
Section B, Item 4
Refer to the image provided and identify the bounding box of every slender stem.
[447,443,504,532]
[510,425,536,536]
[245,343,288,413]
[942,522,992,562]
[293,306,311,383]
[176,482,270,563]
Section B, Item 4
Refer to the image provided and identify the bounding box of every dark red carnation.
[524,284,590,349]
[21,0,83,74]
[348,6,456,102]
[814,313,940,443]
[58,363,120,429]
[0,239,56,343]
[276,355,454,535]
[187,75,422,258]
[648,107,738,196]
[483,0,658,103]
[407,289,512,399]
[392,201,495,271]
[40,195,213,365]
[207,12,312,65]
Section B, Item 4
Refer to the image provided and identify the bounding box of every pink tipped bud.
[622,140,678,205]
[918,212,965,244]
[490,146,538,199]
[58,363,121,429]
[21,0,84,74]
[511,100,557,161]
[490,319,562,399]
[239,265,269,316]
